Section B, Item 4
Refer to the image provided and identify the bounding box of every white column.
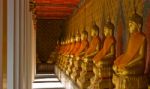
[7,0,15,88]
[0,0,3,88]
[7,0,33,88]
[25,0,33,88]
[31,19,37,82]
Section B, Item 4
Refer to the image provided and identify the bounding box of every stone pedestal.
[71,57,82,82]
[77,57,94,89]
[113,74,148,89]
[64,56,69,72]
[89,58,114,89]
[66,56,74,76]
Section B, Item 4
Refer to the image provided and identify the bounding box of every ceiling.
[32,0,81,20]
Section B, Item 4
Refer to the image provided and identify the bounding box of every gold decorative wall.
[64,0,144,56]
[64,0,150,73]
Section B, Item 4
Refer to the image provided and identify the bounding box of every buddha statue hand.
[113,65,129,75]
[76,56,80,60]
[83,57,88,63]
[113,65,117,72]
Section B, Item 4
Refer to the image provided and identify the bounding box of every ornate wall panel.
[64,0,150,74]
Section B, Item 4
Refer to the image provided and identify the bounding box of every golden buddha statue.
[88,19,115,89]
[70,32,81,79]
[62,39,71,71]
[60,40,68,70]
[67,34,81,76]
[58,40,65,69]
[77,23,101,89]
[66,35,76,75]
[71,30,89,82]
[113,12,148,89]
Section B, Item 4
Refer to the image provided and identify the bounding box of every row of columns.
[0,0,36,89]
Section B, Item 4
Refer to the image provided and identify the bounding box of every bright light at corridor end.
[33,74,64,89]
[32,82,64,88]
[34,78,59,82]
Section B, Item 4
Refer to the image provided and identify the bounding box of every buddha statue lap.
[77,24,101,89]
[88,19,115,89]
[113,13,148,89]
[71,30,89,82]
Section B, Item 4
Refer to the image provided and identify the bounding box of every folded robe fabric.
[114,32,145,68]
[93,36,115,63]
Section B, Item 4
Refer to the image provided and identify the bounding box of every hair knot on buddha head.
[104,18,114,37]
[129,12,143,33]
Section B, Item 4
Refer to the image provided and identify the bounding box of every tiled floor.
[32,74,65,89]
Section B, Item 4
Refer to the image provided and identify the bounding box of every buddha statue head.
[81,30,88,40]
[67,39,71,44]
[91,23,99,37]
[104,18,115,37]
[71,35,75,43]
[128,12,143,34]
[75,31,81,42]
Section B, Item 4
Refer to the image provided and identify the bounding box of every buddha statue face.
[104,19,114,37]
[128,20,140,34]
[91,28,98,37]
[91,23,99,37]
[75,34,80,42]
[81,30,88,40]
[128,13,143,34]
[71,36,75,43]
[68,39,70,44]
[104,27,112,37]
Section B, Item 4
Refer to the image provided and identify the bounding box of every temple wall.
[64,0,150,73]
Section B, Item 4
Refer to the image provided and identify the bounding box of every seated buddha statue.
[62,39,71,71]
[88,19,115,89]
[70,32,82,79]
[66,36,76,75]
[58,41,65,69]
[113,12,148,89]
[60,40,68,70]
[77,23,101,89]
[71,30,89,81]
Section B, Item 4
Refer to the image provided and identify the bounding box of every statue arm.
[104,45,115,59]
[126,39,146,67]
[79,52,85,56]
[86,44,99,57]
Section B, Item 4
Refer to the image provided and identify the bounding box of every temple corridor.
[1,0,150,89]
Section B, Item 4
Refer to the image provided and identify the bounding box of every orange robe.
[71,41,81,55]
[67,42,75,55]
[63,43,71,55]
[75,39,89,56]
[85,36,100,55]
[114,32,145,68]
[93,36,115,63]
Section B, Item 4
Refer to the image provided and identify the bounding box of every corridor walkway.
[32,74,65,89]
